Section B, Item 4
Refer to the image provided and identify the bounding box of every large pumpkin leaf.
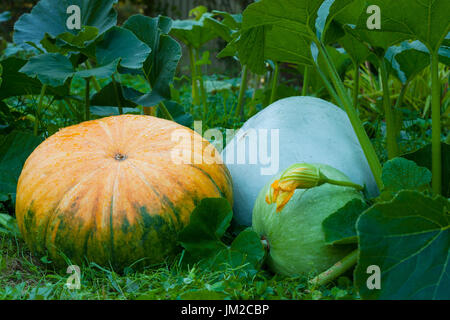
[14,0,117,47]
[339,1,407,54]
[322,199,369,245]
[95,26,151,70]
[364,0,450,53]
[123,15,182,106]
[0,131,43,198]
[402,142,450,197]
[0,57,70,99]
[19,53,120,87]
[19,53,75,87]
[355,191,449,300]
[240,0,357,72]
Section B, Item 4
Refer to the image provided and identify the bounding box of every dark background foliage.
[0,0,253,40]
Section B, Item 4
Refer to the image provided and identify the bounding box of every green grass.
[0,234,356,300]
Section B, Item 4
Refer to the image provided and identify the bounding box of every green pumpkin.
[252,163,363,276]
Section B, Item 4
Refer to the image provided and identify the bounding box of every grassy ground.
[0,234,356,300]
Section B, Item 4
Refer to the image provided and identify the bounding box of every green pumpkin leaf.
[322,199,369,245]
[385,41,432,84]
[13,0,118,48]
[0,57,70,99]
[402,142,450,197]
[0,11,11,23]
[381,158,432,198]
[355,190,450,300]
[90,82,141,108]
[0,131,43,199]
[178,198,232,260]
[171,13,218,49]
[235,27,267,74]
[366,0,450,53]
[75,59,119,79]
[156,101,193,127]
[123,15,181,106]
[315,0,356,41]
[227,228,266,270]
[95,26,151,70]
[338,31,370,65]
[0,214,20,237]
[19,53,75,87]
[241,0,317,71]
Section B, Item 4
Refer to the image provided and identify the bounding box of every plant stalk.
[196,50,208,120]
[111,75,123,115]
[188,46,200,106]
[352,64,360,108]
[158,101,174,121]
[324,178,364,191]
[236,64,249,120]
[270,62,280,104]
[430,52,442,194]
[84,77,91,121]
[315,40,383,189]
[309,249,358,286]
[34,84,47,136]
[379,58,399,159]
[302,65,309,96]
[85,61,102,92]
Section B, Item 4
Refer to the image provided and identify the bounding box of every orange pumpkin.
[15,115,233,269]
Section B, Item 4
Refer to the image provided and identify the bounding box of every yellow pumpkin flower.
[266,163,363,213]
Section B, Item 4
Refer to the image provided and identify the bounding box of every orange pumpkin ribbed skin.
[15,115,233,269]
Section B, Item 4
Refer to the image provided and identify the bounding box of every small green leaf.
[56,26,99,48]
[385,41,432,84]
[0,214,20,237]
[0,131,43,198]
[179,289,229,300]
[228,228,266,270]
[0,11,11,23]
[381,158,432,197]
[402,142,450,197]
[178,198,232,259]
[355,190,449,300]
[322,199,369,245]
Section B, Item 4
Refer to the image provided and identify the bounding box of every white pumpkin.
[222,96,378,226]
